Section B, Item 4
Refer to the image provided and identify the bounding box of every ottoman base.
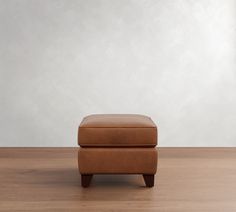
[78,147,157,187]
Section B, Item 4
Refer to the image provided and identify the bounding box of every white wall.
[0,0,236,147]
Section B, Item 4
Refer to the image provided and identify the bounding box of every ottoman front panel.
[79,127,157,147]
[78,148,157,174]
[78,114,157,147]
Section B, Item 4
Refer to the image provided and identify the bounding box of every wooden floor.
[0,148,236,212]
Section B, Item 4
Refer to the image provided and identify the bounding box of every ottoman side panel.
[78,148,157,174]
[78,127,157,147]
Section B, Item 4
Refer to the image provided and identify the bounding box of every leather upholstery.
[78,148,157,174]
[78,114,157,147]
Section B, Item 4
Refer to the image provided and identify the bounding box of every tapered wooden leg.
[143,174,154,187]
[81,174,93,188]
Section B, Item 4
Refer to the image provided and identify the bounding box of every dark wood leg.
[81,174,93,188]
[143,174,154,187]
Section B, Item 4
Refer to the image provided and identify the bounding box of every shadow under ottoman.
[78,114,158,187]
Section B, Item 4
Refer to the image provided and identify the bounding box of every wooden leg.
[143,174,154,187]
[81,174,93,188]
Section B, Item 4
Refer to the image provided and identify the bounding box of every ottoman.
[78,114,158,187]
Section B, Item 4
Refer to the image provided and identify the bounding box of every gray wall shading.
[0,0,236,146]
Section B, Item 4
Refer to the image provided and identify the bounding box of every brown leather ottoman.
[78,114,158,187]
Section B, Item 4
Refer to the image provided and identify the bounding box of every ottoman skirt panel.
[78,114,158,187]
[78,148,157,174]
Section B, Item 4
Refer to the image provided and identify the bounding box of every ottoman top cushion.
[78,114,157,147]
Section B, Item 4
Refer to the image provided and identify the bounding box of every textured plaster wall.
[0,0,236,146]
